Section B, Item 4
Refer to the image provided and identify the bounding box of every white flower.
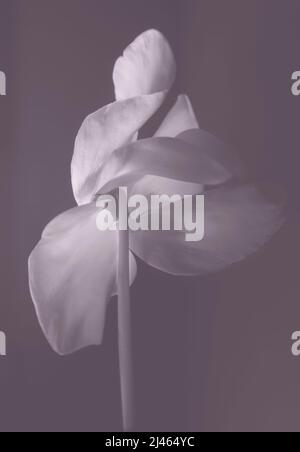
[28,30,284,355]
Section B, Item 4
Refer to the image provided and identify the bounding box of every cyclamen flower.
[29,28,283,354]
[28,30,283,429]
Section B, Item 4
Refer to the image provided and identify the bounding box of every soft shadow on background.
[1,0,300,432]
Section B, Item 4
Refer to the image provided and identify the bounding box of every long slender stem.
[118,226,134,432]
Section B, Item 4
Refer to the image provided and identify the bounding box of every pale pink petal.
[29,204,137,355]
[113,29,176,101]
[155,95,199,138]
[94,134,240,196]
[129,185,284,276]
[131,95,202,196]
[71,92,165,205]
[178,129,243,179]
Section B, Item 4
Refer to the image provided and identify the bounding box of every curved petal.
[155,95,199,138]
[113,29,176,101]
[129,185,284,276]
[95,133,240,196]
[131,95,202,196]
[178,129,243,180]
[71,92,165,206]
[29,204,137,355]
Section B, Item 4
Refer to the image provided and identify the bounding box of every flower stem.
[118,226,134,432]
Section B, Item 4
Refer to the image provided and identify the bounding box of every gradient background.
[0,0,300,432]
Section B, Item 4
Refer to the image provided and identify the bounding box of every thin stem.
[118,226,134,432]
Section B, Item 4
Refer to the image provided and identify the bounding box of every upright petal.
[132,95,202,196]
[113,29,176,101]
[155,95,199,138]
[29,204,137,355]
[71,92,165,205]
[129,185,284,276]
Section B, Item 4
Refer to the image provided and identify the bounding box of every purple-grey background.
[0,0,300,432]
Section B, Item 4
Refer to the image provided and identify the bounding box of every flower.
[28,30,284,355]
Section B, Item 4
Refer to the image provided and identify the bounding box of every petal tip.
[113,29,176,100]
[155,94,199,139]
[178,94,199,122]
